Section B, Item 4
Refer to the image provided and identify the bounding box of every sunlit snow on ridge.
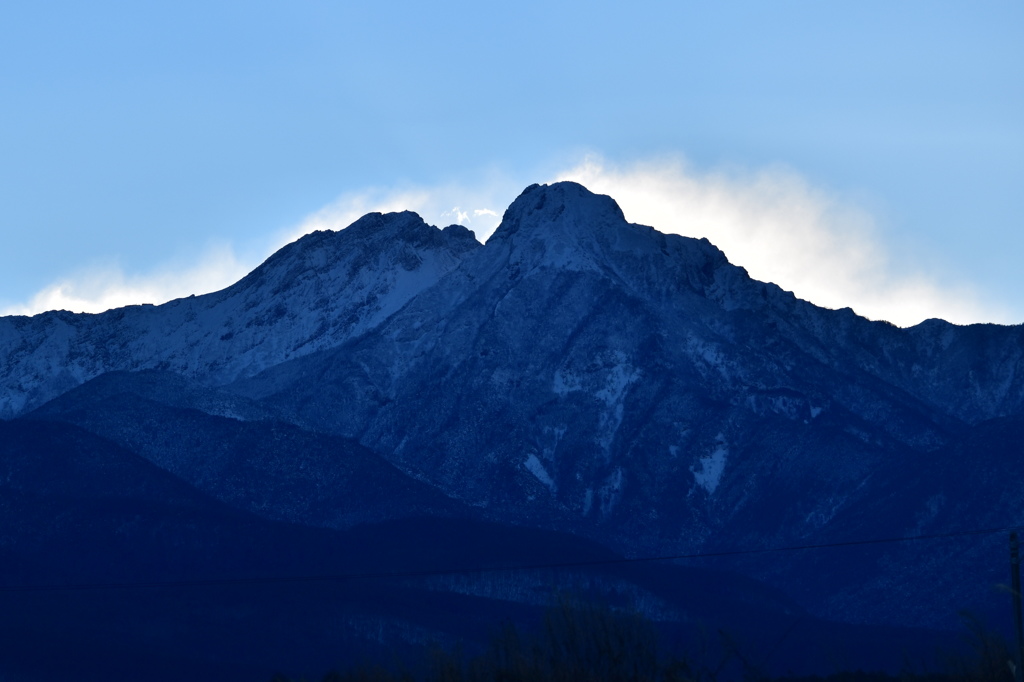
[3,154,1019,326]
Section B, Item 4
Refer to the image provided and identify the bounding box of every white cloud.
[0,243,251,316]
[441,207,471,224]
[1,181,516,317]
[275,180,515,251]
[3,154,1016,326]
[554,155,1017,327]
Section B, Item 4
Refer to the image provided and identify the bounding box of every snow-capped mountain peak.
[487,182,642,273]
[0,211,480,418]
[4,181,1024,639]
[491,182,627,241]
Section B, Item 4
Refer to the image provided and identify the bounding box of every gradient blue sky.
[2,2,1021,325]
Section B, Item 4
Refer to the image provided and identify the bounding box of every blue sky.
[1,1,1021,326]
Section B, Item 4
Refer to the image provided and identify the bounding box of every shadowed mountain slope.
[2,181,1022,644]
[0,417,962,681]
[27,369,467,529]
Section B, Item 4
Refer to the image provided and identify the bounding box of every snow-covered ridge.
[0,212,479,419]
[2,181,1022,426]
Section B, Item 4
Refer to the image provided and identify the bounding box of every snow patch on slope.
[524,454,556,492]
[552,368,582,396]
[552,352,639,452]
[598,467,624,515]
[595,356,641,451]
[691,434,729,495]
[594,357,641,406]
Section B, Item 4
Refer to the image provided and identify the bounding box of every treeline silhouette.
[270,595,1015,682]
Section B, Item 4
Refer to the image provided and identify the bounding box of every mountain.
[2,181,1023,677]
[0,212,479,419]
[224,182,1024,625]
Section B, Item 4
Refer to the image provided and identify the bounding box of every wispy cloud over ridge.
[555,155,1017,327]
[278,181,510,247]
[0,244,250,316]
[440,207,472,224]
[0,183,512,317]
[3,155,1017,327]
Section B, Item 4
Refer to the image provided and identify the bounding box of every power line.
[1,524,1019,594]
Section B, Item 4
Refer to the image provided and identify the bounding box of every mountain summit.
[487,182,728,292]
[491,181,627,245]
